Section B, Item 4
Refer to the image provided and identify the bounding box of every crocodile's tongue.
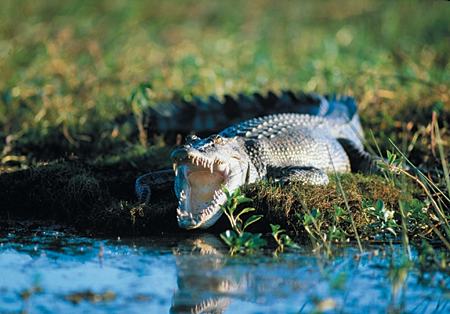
[188,169,224,214]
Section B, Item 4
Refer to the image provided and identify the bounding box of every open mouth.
[174,154,230,229]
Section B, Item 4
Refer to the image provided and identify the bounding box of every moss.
[0,161,105,220]
[242,174,417,241]
[0,146,179,235]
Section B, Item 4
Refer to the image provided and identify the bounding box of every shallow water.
[0,229,448,314]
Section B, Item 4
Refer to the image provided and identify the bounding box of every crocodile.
[133,85,344,140]
[136,93,375,229]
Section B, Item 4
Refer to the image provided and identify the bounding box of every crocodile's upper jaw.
[172,136,252,229]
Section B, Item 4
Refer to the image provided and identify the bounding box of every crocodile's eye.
[185,134,199,143]
[212,134,223,144]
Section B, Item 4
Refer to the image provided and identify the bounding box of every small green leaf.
[237,207,256,215]
[303,214,315,225]
[270,224,281,233]
[375,199,384,211]
[282,235,301,249]
[220,230,236,246]
[243,214,263,230]
[311,208,320,218]
[236,207,256,220]
[236,196,253,205]
[334,206,346,218]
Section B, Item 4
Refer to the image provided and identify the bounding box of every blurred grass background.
[0,0,448,167]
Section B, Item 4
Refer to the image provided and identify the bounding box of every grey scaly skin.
[136,94,374,229]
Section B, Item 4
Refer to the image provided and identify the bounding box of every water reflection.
[171,235,237,313]
[169,235,449,313]
[0,229,448,313]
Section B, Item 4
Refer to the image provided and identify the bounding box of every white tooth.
[217,162,225,172]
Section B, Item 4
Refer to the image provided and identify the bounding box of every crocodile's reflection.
[170,234,245,314]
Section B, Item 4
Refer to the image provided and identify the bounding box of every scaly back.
[219,95,364,150]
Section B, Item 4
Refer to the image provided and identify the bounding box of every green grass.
[1,1,448,158]
[0,1,448,248]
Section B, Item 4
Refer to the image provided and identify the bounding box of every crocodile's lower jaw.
[177,193,226,229]
[177,205,224,229]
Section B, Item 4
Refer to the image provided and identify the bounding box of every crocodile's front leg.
[267,166,329,185]
[135,169,174,203]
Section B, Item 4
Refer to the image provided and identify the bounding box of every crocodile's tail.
[319,94,364,142]
[135,87,361,138]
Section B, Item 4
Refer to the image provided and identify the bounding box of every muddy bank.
[0,148,180,235]
[3,157,432,243]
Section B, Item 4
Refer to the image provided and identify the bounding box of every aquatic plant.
[379,143,450,251]
[270,224,300,253]
[219,187,266,255]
